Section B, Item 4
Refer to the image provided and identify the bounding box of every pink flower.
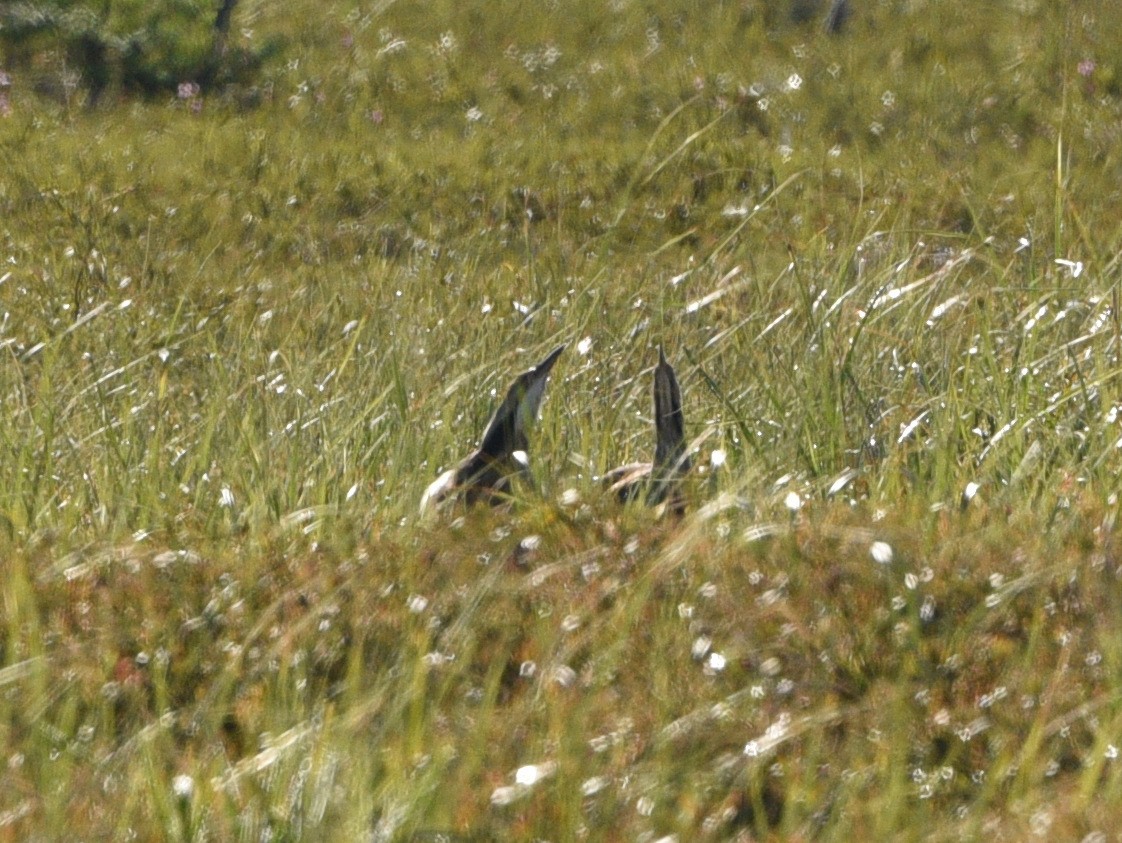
[1078,59,1096,78]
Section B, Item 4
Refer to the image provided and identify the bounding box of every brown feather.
[607,347,689,514]
[420,344,565,515]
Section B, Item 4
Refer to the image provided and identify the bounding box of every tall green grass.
[3,0,1122,838]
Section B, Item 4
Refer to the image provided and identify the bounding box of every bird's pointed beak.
[534,343,566,378]
[513,342,566,437]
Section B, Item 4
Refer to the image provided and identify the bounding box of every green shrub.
[0,0,275,103]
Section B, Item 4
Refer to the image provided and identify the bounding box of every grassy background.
[4,0,1122,838]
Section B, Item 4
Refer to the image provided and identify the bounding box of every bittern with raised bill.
[605,346,690,513]
[420,344,566,515]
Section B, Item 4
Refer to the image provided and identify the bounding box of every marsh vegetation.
[3,0,1122,838]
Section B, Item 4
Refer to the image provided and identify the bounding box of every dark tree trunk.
[201,0,239,88]
[214,0,239,38]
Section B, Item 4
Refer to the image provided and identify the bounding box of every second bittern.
[605,346,691,513]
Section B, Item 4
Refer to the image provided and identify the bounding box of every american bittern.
[420,344,566,515]
[605,346,690,513]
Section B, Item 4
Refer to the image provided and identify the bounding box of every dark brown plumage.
[420,344,566,515]
[606,346,690,513]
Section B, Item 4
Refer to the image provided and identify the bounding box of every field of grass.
[4,0,1122,838]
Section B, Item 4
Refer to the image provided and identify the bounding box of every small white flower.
[784,491,802,512]
[172,774,195,800]
[490,785,523,806]
[581,776,609,796]
[515,761,556,787]
[1054,258,1084,278]
[559,488,580,506]
[691,636,712,660]
[551,665,577,687]
[706,652,727,672]
[870,541,894,565]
